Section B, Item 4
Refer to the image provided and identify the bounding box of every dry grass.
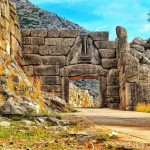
[135,102,150,113]
[0,95,3,103]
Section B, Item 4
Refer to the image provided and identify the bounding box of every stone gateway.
[20,28,150,110]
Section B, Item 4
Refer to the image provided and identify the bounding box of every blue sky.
[30,0,150,41]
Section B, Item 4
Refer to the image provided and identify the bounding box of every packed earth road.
[67,108,150,143]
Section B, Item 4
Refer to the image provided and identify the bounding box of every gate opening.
[69,76,100,108]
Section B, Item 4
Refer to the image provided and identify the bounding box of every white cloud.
[140,24,150,33]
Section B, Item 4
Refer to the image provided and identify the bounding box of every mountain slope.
[11,0,84,30]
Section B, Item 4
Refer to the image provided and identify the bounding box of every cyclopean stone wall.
[116,26,150,110]
[21,29,119,109]
[20,27,150,110]
[0,0,21,57]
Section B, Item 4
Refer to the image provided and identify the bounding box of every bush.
[135,103,150,113]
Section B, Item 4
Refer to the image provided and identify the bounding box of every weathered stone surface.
[31,29,47,37]
[107,76,119,86]
[34,65,59,76]
[116,26,128,42]
[131,37,146,45]
[39,45,70,56]
[107,86,119,96]
[130,44,144,53]
[62,38,75,47]
[94,41,117,49]
[22,66,34,76]
[139,66,150,83]
[60,64,108,76]
[125,83,150,109]
[89,32,109,41]
[21,29,31,37]
[22,45,39,54]
[42,56,66,68]
[128,48,144,60]
[23,37,44,45]
[41,76,61,85]
[102,59,118,69]
[42,85,61,92]
[47,29,60,37]
[45,38,63,46]
[109,69,119,77]
[59,30,79,38]
[123,53,139,82]
[22,54,42,65]
[99,49,116,58]
[141,56,150,65]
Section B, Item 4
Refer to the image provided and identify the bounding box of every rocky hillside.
[11,0,84,30]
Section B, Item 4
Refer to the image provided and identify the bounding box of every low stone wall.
[0,0,21,56]
[21,29,120,108]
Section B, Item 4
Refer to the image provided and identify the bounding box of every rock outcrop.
[11,0,84,30]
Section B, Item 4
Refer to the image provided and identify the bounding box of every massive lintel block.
[34,65,59,76]
[60,64,108,76]
[42,56,66,68]
[95,41,117,49]
[89,32,109,41]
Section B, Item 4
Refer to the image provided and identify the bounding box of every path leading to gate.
[68,108,150,143]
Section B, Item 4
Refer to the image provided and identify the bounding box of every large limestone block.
[102,59,118,69]
[41,76,61,85]
[39,46,70,56]
[23,37,44,45]
[89,32,109,41]
[42,56,66,68]
[41,85,61,93]
[123,53,139,82]
[107,86,119,96]
[125,83,150,109]
[22,54,42,65]
[45,38,63,46]
[22,45,39,54]
[21,29,31,37]
[139,66,150,83]
[34,65,59,76]
[128,48,144,60]
[47,29,60,37]
[59,30,80,38]
[130,44,144,53]
[94,41,117,49]
[131,37,146,45]
[31,29,47,37]
[99,49,116,58]
[116,26,128,42]
[62,38,75,47]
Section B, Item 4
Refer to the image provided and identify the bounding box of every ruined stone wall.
[116,26,150,110]
[21,29,119,108]
[0,0,21,56]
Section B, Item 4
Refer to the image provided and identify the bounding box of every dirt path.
[68,108,150,143]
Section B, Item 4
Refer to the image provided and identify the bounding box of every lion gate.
[21,29,120,109]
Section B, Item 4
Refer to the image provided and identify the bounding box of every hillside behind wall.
[0,0,21,56]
